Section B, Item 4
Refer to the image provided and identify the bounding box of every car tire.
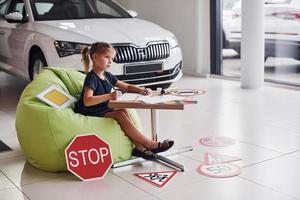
[29,51,47,80]
[222,30,229,49]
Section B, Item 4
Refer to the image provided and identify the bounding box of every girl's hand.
[142,88,152,96]
[111,90,123,100]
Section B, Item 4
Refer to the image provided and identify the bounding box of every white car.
[225,0,300,60]
[0,0,182,88]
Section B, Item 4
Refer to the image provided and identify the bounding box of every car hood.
[35,18,174,46]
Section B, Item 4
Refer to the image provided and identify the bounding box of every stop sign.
[65,134,113,181]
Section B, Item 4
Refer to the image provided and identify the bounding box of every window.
[30,0,131,21]
[10,0,28,20]
[13,1,24,13]
[220,0,300,86]
[35,2,53,15]
[95,0,121,17]
[0,0,11,19]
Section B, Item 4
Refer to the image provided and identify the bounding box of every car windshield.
[30,0,131,20]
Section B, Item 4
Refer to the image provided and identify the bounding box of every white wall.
[115,0,211,75]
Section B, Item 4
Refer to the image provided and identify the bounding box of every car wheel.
[29,51,47,80]
[222,30,229,49]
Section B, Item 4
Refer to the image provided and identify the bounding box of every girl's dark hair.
[81,42,114,74]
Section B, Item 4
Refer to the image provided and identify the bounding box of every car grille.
[113,42,170,63]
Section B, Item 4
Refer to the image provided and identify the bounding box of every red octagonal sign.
[65,134,113,181]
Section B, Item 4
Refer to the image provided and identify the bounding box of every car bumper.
[116,61,183,86]
[265,39,300,59]
[229,39,300,59]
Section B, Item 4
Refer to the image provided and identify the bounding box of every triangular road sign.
[204,152,241,165]
[134,171,177,188]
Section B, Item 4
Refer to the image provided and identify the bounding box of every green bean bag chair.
[16,67,141,172]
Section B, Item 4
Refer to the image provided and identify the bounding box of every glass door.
[220,0,300,86]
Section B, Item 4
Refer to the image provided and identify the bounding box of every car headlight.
[169,36,179,49]
[54,41,90,57]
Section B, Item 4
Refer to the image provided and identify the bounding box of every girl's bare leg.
[114,109,134,124]
[104,110,158,150]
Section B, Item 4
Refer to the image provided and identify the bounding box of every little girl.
[74,42,174,160]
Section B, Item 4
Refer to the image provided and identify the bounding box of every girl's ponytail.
[81,46,90,74]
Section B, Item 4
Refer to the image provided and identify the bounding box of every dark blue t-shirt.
[74,70,118,116]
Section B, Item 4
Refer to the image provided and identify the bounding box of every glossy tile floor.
[0,71,300,200]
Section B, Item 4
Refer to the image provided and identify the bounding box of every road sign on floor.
[65,134,112,181]
[134,171,177,188]
[199,136,235,147]
[203,152,241,165]
[197,163,241,178]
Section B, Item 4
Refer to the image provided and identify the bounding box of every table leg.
[151,109,158,141]
[112,109,193,171]
[150,109,193,172]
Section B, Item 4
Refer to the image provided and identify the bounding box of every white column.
[195,0,211,75]
[241,0,265,89]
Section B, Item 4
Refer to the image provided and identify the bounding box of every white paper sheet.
[137,95,185,104]
[117,93,185,104]
[117,93,144,101]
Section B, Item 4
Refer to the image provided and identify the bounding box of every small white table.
[108,98,194,171]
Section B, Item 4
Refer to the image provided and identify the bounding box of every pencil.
[104,77,118,92]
